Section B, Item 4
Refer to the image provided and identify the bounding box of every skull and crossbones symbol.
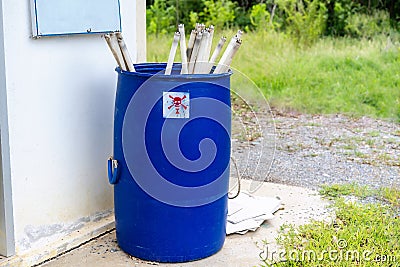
[168,95,187,114]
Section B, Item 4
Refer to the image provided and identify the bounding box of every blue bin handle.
[108,157,120,184]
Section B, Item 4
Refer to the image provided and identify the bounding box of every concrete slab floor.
[40,181,331,267]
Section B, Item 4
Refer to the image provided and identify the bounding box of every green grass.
[320,183,374,199]
[260,184,400,266]
[147,31,400,121]
[320,183,400,206]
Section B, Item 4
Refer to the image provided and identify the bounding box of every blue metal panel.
[31,0,121,37]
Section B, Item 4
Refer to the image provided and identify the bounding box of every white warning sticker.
[163,92,190,118]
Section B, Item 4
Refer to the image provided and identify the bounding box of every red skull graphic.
[168,95,187,114]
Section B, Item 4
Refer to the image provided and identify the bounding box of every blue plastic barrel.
[109,63,232,262]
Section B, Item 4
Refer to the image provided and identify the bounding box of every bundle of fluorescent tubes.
[104,32,136,72]
[166,23,242,75]
[104,25,242,75]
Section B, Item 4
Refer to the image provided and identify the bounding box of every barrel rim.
[115,63,232,80]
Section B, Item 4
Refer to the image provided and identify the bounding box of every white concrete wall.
[0,0,145,254]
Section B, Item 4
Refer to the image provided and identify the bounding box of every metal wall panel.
[31,0,121,37]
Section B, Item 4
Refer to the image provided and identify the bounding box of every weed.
[320,183,373,199]
[320,183,400,207]
[378,187,400,207]
[368,130,380,137]
[305,122,322,127]
[260,184,400,266]
[376,153,397,166]
[354,150,367,158]
[366,139,376,147]
[342,144,356,150]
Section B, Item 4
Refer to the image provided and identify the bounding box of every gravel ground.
[231,109,400,192]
